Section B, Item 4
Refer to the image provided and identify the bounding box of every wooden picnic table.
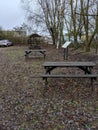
[25,49,47,60]
[42,61,97,91]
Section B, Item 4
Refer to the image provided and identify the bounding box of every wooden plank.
[42,74,98,78]
[25,49,46,52]
[42,74,98,91]
[43,61,96,67]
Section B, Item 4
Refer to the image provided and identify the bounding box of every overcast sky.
[0,0,25,30]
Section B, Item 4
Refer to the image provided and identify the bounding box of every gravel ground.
[0,45,98,130]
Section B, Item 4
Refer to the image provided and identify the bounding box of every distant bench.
[25,49,47,60]
[42,61,98,91]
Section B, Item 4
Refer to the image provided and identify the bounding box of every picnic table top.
[43,61,96,67]
[25,49,46,52]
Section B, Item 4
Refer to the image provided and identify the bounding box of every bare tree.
[64,0,84,48]
[21,0,66,47]
[66,0,98,51]
[21,0,98,50]
[37,0,66,47]
[70,0,79,48]
[77,0,98,51]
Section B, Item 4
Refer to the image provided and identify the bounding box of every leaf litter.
[0,45,98,130]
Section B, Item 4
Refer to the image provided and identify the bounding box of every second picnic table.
[25,49,47,60]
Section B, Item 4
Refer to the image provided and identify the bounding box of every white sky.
[0,0,25,30]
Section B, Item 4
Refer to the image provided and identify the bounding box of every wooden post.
[64,47,68,60]
[62,41,71,61]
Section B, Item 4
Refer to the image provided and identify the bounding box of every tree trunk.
[85,43,90,52]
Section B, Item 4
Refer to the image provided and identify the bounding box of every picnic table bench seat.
[42,74,98,91]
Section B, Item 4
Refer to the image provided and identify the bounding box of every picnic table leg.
[90,77,96,91]
[43,77,48,90]
[25,52,28,58]
[42,52,46,60]
[45,67,50,74]
[45,66,57,74]
[79,66,93,74]
[25,51,32,58]
[91,78,94,91]
[39,51,46,60]
[44,53,46,60]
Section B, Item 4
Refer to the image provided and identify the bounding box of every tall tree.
[21,0,97,50]
[80,0,98,51]
[64,0,84,48]
[21,0,66,47]
[70,0,78,48]
[37,0,66,47]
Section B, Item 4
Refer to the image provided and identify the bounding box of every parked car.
[0,39,13,47]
